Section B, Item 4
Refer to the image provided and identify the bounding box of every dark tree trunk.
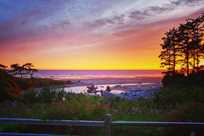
[173,47,176,73]
[186,51,190,76]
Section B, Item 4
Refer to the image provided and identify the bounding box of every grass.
[0,87,166,136]
[0,87,203,135]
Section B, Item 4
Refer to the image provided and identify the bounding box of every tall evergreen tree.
[177,16,204,75]
[159,28,180,74]
[160,14,204,76]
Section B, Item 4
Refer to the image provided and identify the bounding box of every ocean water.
[35,70,162,80]
[34,70,162,95]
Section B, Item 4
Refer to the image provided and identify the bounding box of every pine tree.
[159,28,180,74]
[160,15,204,76]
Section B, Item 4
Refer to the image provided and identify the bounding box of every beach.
[34,70,162,99]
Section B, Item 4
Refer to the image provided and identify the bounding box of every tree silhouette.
[189,16,204,72]
[178,23,191,75]
[159,28,181,74]
[160,14,204,76]
[22,63,38,78]
[10,64,24,78]
[178,16,204,75]
[0,64,7,70]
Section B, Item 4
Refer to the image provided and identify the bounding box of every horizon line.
[37,69,163,71]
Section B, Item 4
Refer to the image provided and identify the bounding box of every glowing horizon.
[0,0,204,70]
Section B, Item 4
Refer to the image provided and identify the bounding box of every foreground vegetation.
[0,66,69,102]
[0,83,204,136]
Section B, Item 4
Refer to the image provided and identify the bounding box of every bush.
[20,87,67,104]
[153,86,204,109]
[159,102,204,136]
[0,70,21,102]
[161,72,186,88]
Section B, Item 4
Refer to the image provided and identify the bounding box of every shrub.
[0,70,21,102]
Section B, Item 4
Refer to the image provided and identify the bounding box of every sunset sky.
[0,0,204,70]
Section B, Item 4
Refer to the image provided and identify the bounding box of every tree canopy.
[10,63,38,78]
[159,15,204,76]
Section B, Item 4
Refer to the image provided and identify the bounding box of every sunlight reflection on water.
[64,82,158,95]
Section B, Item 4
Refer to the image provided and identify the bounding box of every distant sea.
[34,70,163,94]
[35,70,163,80]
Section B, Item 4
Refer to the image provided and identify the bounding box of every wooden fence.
[0,114,204,136]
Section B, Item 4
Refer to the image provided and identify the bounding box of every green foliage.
[161,72,186,87]
[0,71,67,102]
[14,78,67,90]
[162,70,204,88]
[0,86,160,120]
[0,69,21,102]
[20,87,66,104]
[0,62,67,102]
[157,102,204,136]
[167,102,204,121]
[0,85,203,135]
[154,86,204,109]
